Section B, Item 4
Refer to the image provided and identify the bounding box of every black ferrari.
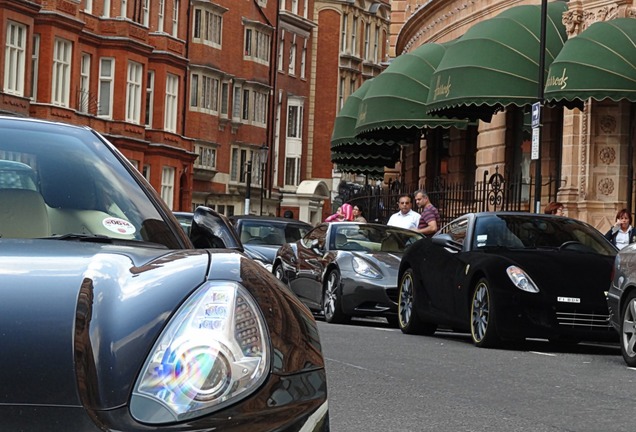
[398,212,618,347]
[0,116,329,431]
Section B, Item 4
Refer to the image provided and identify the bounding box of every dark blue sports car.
[0,116,329,431]
[398,212,618,347]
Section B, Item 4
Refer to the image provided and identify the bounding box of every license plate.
[557,296,580,303]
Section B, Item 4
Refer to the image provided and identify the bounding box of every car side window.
[301,225,328,248]
[441,218,468,245]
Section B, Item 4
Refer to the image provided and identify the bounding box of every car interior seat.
[0,189,50,238]
[240,230,253,244]
[335,233,347,249]
[381,235,401,252]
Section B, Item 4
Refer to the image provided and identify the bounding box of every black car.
[273,222,423,325]
[608,243,636,366]
[0,116,329,431]
[398,212,618,347]
[230,215,312,271]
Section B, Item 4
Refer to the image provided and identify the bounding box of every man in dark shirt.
[414,189,440,237]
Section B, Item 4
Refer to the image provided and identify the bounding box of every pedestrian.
[352,205,367,223]
[387,194,420,229]
[414,189,440,236]
[325,203,354,222]
[544,201,564,215]
[605,208,636,250]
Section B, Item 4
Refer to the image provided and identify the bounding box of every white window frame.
[373,26,379,63]
[220,81,229,118]
[232,84,241,121]
[164,74,179,132]
[4,21,26,97]
[79,53,91,113]
[193,7,223,48]
[158,0,165,32]
[30,34,40,101]
[51,38,72,107]
[364,22,370,60]
[277,31,285,72]
[340,13,348,53]
[161,166,175,210]
[120,0,127,18]
[126,61,143,123]
[244,26,271,65]
[142,0,149,26]
[291,0,298,14]
[300,39,306,79]
[98,58,114,118]
[172,0,179,37]
[253,90,267,126]
[103,0,111,17]
[85,0,93,13]
[145,70,154,126]
[351,16,358,56]
[194,144,216,170]
[288,38,296,75]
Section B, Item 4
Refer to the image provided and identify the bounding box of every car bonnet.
[0,240,209,409]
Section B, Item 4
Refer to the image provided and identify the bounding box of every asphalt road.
[318,319,634,432]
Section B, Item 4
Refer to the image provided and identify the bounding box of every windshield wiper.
[47,233,115,243]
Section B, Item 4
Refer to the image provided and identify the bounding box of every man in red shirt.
[414,189,440,237]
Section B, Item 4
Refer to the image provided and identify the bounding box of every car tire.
[470,278,500,348]
[398,268,437,335]
[620,291,636,367]
[273,263,286,283]
[323,270,350,324]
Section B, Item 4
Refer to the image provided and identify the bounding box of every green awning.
[330,79,400,175]
[545,18,636,105]
[354,42,467,142]
[425,1,568,122]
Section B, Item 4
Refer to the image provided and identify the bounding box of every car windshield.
[0,118,180,248]
[472,214,616,256]
[331,224,424,252]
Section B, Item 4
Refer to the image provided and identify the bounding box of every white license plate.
[557,296,580,303]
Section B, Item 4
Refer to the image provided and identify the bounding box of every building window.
[52,38,72,107]
[193,7,222,47]
[278,31,285,72]
[79,54,91,113]
[126,61,143,123]
[373,26,379,63]
[195,144,216,170]
[291,0,298,14]
[120,0,127,18]
[288,40,296,75]
[351,16,358,56]
[190,72,219,113]
[85,0,93,13]
[164,74,179,132]
[103,0,111,17]
[172,0,179,37]
[242,88,250,121]
[158,0,165,32]
[4,21,26,97]
[364,22,370,60]
[244,26,271,65]
[145,70,154,126]
[232,84,241,120]
[161,166,175,210]
[142,164,150,181]
[284,157,300,186]
[230,148,251,182]
[300,40,306,79]
[98,58,114,118]
[220,81,229,117]
[303,0,308,18]
[340,13,348,53]
[287,104,303,138]
[253,91,267,126]
[338,77,345,110]
[30,34,39,101]
[142,0,149,26]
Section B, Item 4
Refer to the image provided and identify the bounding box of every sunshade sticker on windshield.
[103,217,136,235]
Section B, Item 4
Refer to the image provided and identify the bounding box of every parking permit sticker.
[103,217,136,235]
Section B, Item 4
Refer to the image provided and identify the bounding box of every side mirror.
[310,238,323,253]
[431,233,462,252]
[190,206,244,252]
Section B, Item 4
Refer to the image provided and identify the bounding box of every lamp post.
[244,160,252,215]
[259,144,269,215]
[533,0,548,213]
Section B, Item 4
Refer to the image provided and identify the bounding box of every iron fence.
[337,169,558,226]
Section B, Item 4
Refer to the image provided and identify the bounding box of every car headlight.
[506,266,539,293]
[130,281,270,424]
[352,256,381,279]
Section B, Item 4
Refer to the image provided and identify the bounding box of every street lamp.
[259,144,269,215]
[244,160,252,215]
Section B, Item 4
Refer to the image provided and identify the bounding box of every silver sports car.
[273,222,423,326]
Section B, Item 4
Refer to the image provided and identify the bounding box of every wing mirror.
[189,206,244,252]
[310,238,324,253]
[431,233,462,252]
